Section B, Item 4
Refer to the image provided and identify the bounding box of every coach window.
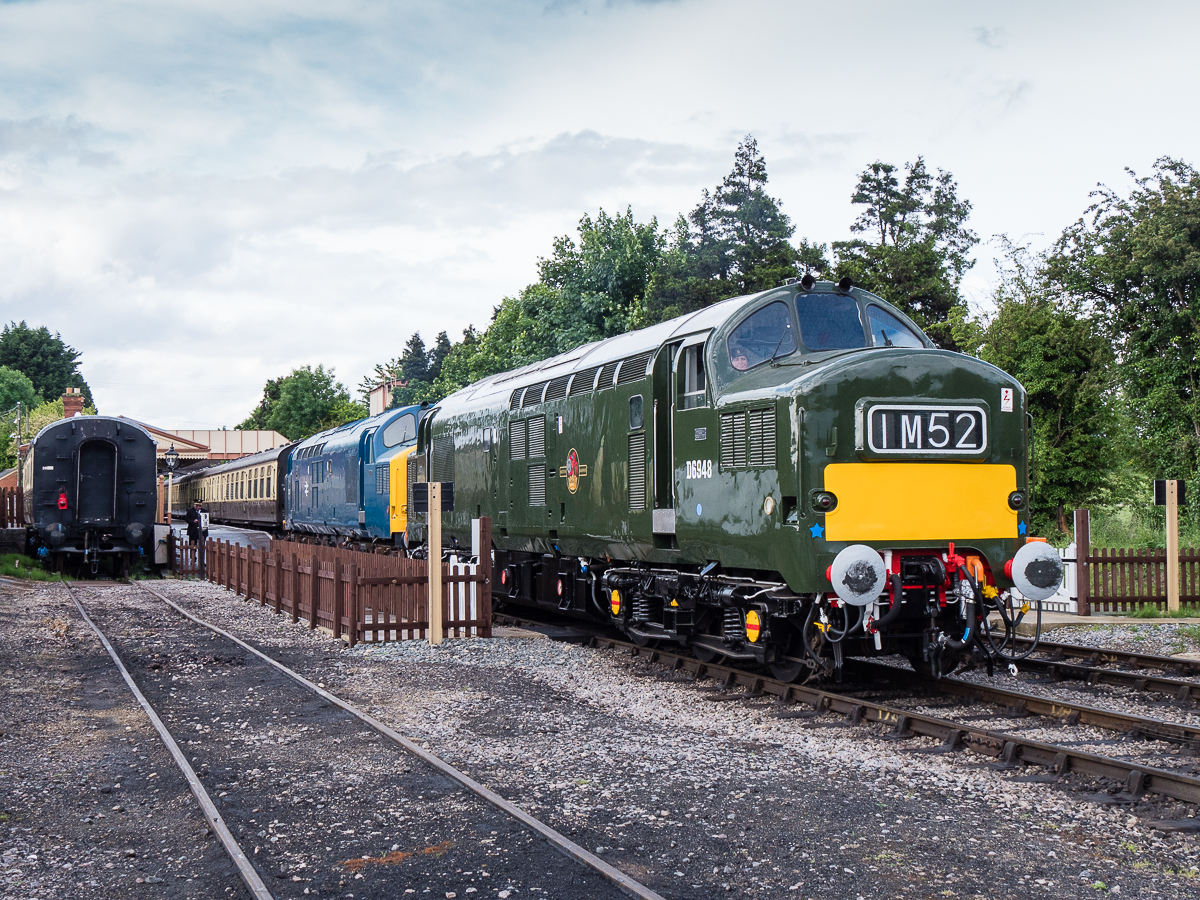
[728,301,796,371]
[382,413,416,448]
[266,469,272,498]
[795,291,866,351]
[679,345,708,410]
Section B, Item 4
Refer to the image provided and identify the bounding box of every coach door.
[77,439,117,525]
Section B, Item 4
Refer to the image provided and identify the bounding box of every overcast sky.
[1,0,1195,429]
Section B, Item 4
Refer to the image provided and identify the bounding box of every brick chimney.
[63,387,84,418]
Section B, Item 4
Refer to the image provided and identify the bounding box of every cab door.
[651,342,680,539]
[671,333,716,542]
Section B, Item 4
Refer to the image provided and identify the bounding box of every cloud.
[973,25,1006,49]
[0,116,117,168]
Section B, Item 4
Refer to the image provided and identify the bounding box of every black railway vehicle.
[408,278,1063,680]
[22,416,158,574]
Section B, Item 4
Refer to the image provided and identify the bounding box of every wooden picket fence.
[1071,509,1200,614]
[1081,547,1200,614]
[0,487,24,528]
[191,519,492,645]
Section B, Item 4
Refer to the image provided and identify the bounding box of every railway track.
[63,580,665,900]
[845,659,1200,747]
[590,637,1200,810]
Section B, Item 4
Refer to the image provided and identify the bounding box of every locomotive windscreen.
[795,293,866,351]
[78,440,116,524]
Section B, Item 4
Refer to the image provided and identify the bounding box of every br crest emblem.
[562,448,588,494]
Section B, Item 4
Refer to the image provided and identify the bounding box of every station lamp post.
[165,444,179,527]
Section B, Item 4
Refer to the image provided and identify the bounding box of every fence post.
[309,554,319,630]
[292,552,301,624]
[478,516,492,638]
[348,564,359,648]
[334,560,345,643]
[428,483,444,645]
[1074,508,1091,617]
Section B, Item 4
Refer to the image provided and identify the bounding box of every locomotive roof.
[439,292,753,409]
[291,404,419,457]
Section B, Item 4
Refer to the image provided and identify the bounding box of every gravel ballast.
[6,578,1200,899]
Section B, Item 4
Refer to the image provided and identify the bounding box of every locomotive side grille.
[544,375,570,403]
[522,382,548,407]
[615,351,654,385]
[510,420,527,461]
[598,361,619,390]
[747,408,776,466]
[569,366,600,396]
[528,464,546,506]
[375,465,390,495]
[527,416,546,458]
[628,432,646,510]
[432,433,455,483]
[509,389,523,411]
[720,411,747,468]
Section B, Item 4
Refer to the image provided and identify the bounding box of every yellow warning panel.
[824,463,1017,542]
[389,446,417,536]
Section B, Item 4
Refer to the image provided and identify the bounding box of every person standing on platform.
[182,501,205,543]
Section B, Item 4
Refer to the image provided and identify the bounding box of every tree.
[426,331,452,383]
[537,206,660,345]
[832,158,978,349]
[1048,158,1200,506]
[0,366,37,417]
[968,241,1120,536]
[646,137,810,322]
[240,366,364,440]
[0,366,38,467]
[237,377,283,430]
[400,333,429,384]
[0,321,94,406]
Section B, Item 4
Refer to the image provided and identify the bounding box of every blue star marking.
[1018,520,1027,536]
[809,522,825,539]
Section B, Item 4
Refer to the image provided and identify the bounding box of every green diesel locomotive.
[409,277,1062,680]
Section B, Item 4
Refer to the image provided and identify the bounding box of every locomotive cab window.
[728,301,796,371]
[795,292,866,351]
[382,414,416,448]
[866,305,924,348]
[679,345,708,410]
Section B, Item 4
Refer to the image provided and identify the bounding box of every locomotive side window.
[728,302,796,371]
[629,395,644,430]
[866,305,924,348]
[382,414,416,448]
[795,292,866,351]
[679,345,707,410]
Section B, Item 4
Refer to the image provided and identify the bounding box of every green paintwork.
[416,282,1026,590]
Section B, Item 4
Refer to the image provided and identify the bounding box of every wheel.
[769,658,808,683]
[908,654,958,679]
[628,628,656,648]
[691,641,722,663]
